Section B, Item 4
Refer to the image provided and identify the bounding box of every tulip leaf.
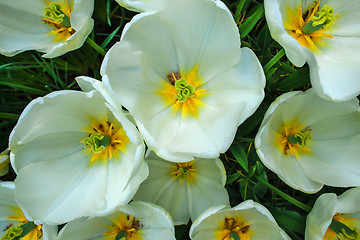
[239,4,264,38]
[277,67,310,91]
[230,143,248,172]
[268,207,306,234]
[226,171,241,184]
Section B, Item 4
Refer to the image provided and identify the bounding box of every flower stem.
[86,38,106,56]
[255,176,312,212]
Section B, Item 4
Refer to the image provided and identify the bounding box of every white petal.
[187,159,229,221]
[308,36,360,101]
[264,0,307,67]
[76,76,123,112]
[256,119,324,193]
[336,187,360,213]
[14,151,108,225]
[58,217,113,240]
[9,90,108,172]
[305,193,337,240]
[324,0,360,36]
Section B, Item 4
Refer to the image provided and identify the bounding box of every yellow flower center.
[324,213,360,240]
[276,121,313,157]
[3,207,43,240]
[82,119,130,165]
[216,217,253,240]
[170,161,196,184]
[104,213,141,240]
[284,0,336,50]
[157,66,206,118]
[42,0,76,41]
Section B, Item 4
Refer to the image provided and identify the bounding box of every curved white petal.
[59,201,175,240]
[0,0,94,58]
[335,187,360,214]
[11,90,147,224]
[190,200,290,240]
[9,90,108,172]
[264,0,307,67]
[305,193,339,240]
[307,36,360,101]
[14,151,107,225]
[103,0,265,161]
[255,89,360,193]
[134,153,229,225]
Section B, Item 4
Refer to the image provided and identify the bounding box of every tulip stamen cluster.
[285,0,335,50]
[171,162,196,184]
[104,213,141,240]
[42,1,76,41]
[278,122,312,156]
[4,207,43,240]
[159,68,206,117]
[325,213,360,240]
[82,120,129,164]
[216,217,252,240]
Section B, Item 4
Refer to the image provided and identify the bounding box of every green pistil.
[288,131,312,148]
[115,231,127,240]
[1,226,22,240]
[329,219,360,240]
[44,2,71,27]
[230,232,241,240]
[174,78,195,103]
[303,5,335,35]
[178,168,190,179]
[83,133,111,153]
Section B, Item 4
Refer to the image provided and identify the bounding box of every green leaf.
[0,113,19,119]
[239,4,264,38]
[277,67,310,91]
[268,207,306,234]
[226,171,241,184]
[263,48,285,72]
[230,143,248,172]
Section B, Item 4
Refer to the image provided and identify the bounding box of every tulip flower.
[265,0,360,101]
[133,151,229,225]
[9,89,148,224]
[0,182,57,240]
[255,89,360,193]
[305,187,360,240]
[101,0,265,162]
[189,200,290,240]
[0,0,94,58]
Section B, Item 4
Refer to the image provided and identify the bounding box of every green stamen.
[230,232,241,240]
[1,226,23,240]
[44,2,71,27]
[174,78,195,102]
[83,133,111,153]
[288,131,312,147]
[115,231,127,240]
[329,219,360,240]
[303,5,335,35]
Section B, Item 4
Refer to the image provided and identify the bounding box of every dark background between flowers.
[0,0,350,239]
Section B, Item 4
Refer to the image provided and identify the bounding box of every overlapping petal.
[0,0,94,58]
[9,90,148,224]
[58,201,176,240]
[133,151,229,225]
[255,89,360,193]
[190,200,291,240]
[102,0,265,162]
[265,0,360,101]
[305,187,360,240]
